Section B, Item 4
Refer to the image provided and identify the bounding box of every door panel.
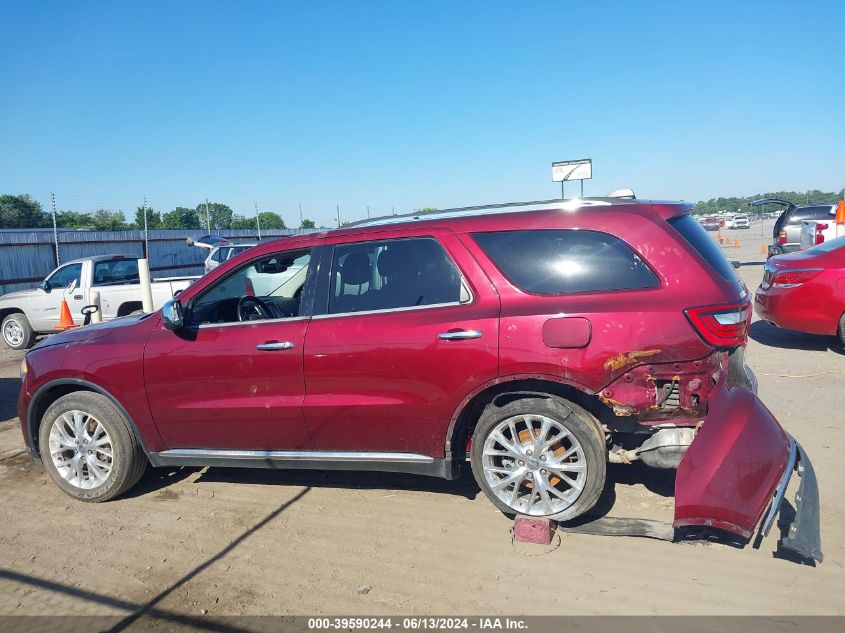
[302,232,500,457]
[144,320,312,450]
[143,246,318,451]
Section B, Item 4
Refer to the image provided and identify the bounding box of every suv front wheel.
[470,396,606,521]
[39,392,147,502]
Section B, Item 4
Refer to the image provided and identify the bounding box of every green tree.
[56,210,94,228]
[300,218,316,229]
[258,211,285,229]
[195,202,234,230]
[161,207,201,229]
[230,214,255,230]
[134,205,161,229]
[0,194,48,228]
[91,209,129,231]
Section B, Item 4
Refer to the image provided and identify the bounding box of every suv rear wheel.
[838,313,845,348]
[470,396,606,521]
[39,392,147,502]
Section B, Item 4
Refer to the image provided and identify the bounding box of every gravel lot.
[0,221,843,620]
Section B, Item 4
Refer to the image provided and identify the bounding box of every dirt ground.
[0,221,843,620]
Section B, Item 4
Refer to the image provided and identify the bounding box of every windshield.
[805,235,845,255]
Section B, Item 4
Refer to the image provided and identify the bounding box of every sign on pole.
[552,158,592,198]
[552,159,592,182]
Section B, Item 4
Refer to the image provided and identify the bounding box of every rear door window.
[93,259,139,285]
[668,214,741,282]
[472,230,658,294]
[329,237,466,314]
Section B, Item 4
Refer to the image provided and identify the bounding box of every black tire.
[2,312,35,350]
[838,313,845,348]
[38,392,147,502]
[470,396,606,522]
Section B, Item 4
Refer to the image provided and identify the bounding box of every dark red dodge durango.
[17,197,821,561]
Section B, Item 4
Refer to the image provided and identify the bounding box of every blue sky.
[1,0,843,226]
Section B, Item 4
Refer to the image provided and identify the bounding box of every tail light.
[814,223,828,245]
[685,301,751,348]
[777,230,787,245]
[771,268,822,288]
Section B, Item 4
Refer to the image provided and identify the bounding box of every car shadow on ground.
[749,320,844,355]
[193,464,483,500]
[135,457,677,516]
[0,377,22,422]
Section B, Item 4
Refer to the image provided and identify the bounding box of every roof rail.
[345,197,617,228]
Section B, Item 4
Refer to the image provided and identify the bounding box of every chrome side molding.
[155,449,433,463]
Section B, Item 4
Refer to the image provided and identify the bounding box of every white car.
[0,256,196,349]
[186,235,258,273]
[731,214,750,229]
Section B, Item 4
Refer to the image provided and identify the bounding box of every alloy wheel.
[48,410,114,489]
[3,320,23,347]
[481,413,586,516]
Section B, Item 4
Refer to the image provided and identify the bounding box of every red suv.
[17,198,821,561]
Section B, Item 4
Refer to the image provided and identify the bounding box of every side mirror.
[161,299,184,330]
[67,278,78,294]
[40,280,51,293]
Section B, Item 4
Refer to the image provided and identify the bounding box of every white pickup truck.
[0,255,197,349]
[799,205,837,250]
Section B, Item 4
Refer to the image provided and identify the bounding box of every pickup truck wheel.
[39,392,147,502]
[470,397,606,522]
[2,312,35,350]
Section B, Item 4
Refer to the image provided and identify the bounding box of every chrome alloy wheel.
[481,413,586,516]
[48,410,114,489]
[3,319,23,347]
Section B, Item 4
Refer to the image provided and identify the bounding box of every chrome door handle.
[437,330,482,341]
[256,341,295,351]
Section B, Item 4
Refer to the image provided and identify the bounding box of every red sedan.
[755,235,845,345]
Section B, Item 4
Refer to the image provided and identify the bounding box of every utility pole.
[142,196,149,258]
[336,204,341,228]
[254,201,262,240]
[205,197,211,232]
[50,192,60,265]
[391,206,395,216]
[298,202,303,228]
[367,205,370,219]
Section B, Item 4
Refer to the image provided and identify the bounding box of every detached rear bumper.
[673,377,822,562]
[762,439,822,562]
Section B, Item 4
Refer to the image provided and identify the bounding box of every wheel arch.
[27,379,151,460]
[445,374,608,460]
[117,301,143,317]
[0,307,25,322]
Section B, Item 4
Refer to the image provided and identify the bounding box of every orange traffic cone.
[734,239,740,248]
[760,243,767,254]
[53,299,78,330]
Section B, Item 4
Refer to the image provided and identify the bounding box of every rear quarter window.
[668,214,741,282]
[472,229,658,294]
